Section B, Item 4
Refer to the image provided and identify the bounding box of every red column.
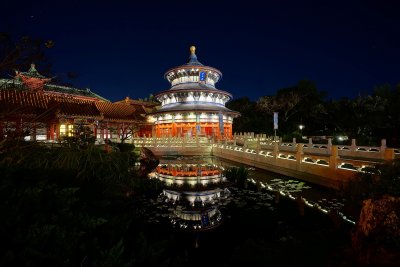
[50,123,55,141]
[172,123,177,137]
[156,125,160,137]
[56,123,60,140]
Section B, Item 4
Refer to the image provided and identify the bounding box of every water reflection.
[149,157,231,231]
[147,156,355,231]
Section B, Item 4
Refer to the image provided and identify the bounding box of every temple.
[149,46,239,139]
[0,64,154,141]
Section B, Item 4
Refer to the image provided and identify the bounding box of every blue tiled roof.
[170,82,216,90]
[184,53,203,66]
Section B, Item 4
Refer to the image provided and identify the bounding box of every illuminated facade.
[0,64,152,141]
[150,46,239,139]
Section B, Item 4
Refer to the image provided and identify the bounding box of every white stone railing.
[133,134,399,162]
[233,134,399,161]
[132,137,212,148]
[212,142,380,189]
[213,136,399,187]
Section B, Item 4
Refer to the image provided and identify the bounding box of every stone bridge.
[133,135,400,189]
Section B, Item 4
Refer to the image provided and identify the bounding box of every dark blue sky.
[2,0,399,101]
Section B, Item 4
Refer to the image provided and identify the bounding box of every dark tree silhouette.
[0,33,54,77]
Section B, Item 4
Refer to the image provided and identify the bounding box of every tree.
[325,91,390,145]
[0,33,54,78]
[120,122,140,143]
[256,80,327,137]
[226,97,270,134]
[257,91,301,123]
[59,123,96,149]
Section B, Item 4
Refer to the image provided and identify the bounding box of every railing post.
[329,145,339,169]
[273,140,279,162]
[351,139,356,152]
[384,148,395,161]
[296,143,303,171]
[380,139,387,159]
[380,139,386,148]
[327,138,332,152]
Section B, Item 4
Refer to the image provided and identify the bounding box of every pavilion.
[149,46,239,139]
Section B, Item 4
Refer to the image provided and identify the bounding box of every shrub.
[224,166,249,188]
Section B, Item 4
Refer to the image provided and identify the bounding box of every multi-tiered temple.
[150,46,239,139]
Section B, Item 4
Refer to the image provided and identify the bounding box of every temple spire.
[190,46,196,55]
[187,45,203,66]
[29,63,37,72]
[16,62,46,79]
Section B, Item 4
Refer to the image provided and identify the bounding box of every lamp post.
[299,124,305,138]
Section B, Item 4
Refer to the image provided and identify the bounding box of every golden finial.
[190,46,196,55]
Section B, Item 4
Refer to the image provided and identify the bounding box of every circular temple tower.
[150,46,239,139]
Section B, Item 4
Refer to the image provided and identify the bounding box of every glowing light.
[147,116,156,123]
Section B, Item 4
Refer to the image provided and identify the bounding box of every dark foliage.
[224,166,249,188]
[345,159,400,206]
[0,140,171,266]
[0,33,53,77]
[228,81,400,146]
[227,97,271,134]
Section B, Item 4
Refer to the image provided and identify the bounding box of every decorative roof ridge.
[16,63,47,79]
[45,83,110,102]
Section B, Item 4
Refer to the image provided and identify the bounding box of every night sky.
[2,0,399,102]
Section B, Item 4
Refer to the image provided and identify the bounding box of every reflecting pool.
[140,156,355,266]
[147,155,355,231]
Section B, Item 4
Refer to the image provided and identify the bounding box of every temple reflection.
[149,157,231,231]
